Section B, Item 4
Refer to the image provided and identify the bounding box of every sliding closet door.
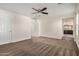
[0,9,32,45]
[0,10,12,45]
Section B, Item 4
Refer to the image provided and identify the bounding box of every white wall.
[0,9,32,45]
[11,13,32,42]
[40,17,63,39]
[73,4,79,48]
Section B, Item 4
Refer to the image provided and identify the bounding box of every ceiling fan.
[32,7,48,15]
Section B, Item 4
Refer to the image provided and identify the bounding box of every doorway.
[63,17,74,36]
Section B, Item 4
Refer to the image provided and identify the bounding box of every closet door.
[0,10,12,45]
[31,19,40,37]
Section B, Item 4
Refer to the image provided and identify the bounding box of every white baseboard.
[39,35,62,39]
[0,37,31,45]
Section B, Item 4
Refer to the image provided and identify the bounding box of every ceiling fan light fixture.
[32,7,48,15]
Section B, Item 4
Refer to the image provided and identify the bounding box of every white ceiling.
[0,3,76,18]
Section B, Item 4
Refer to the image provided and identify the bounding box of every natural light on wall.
[76,13,79,37]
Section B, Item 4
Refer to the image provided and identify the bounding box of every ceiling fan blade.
[32,12,38,14]
[40,7,47,11]
[32,8,39,12]
[42,12,48,15]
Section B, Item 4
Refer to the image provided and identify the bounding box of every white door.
[0,11,12,45]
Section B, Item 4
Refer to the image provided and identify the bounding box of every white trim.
[76,13,79,37]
